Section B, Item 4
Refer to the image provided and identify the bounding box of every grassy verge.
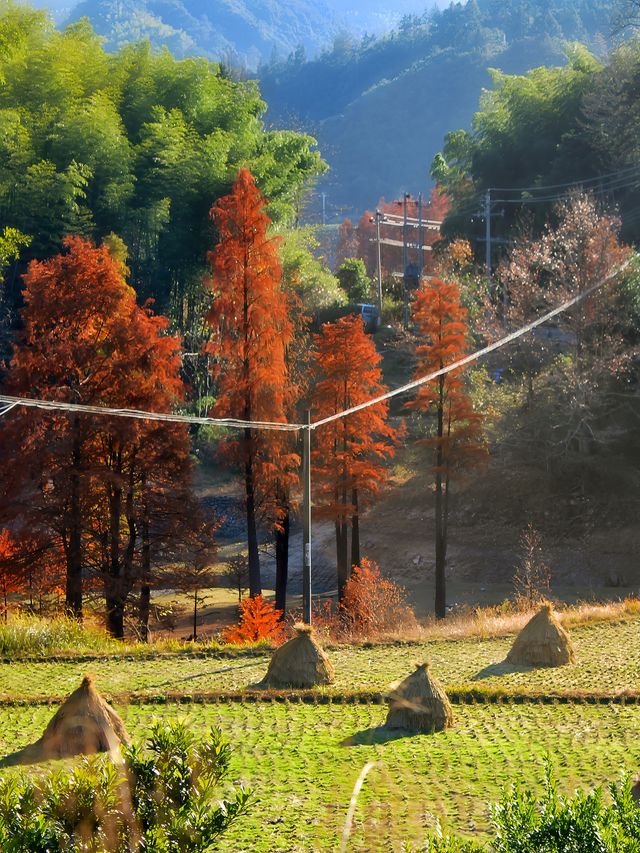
[1,701,639,851]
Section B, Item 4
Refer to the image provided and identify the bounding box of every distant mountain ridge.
[66,0,341,67]
[60,0,617,217]
[259,0,615,218]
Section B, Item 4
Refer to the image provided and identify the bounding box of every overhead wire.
[447,165,640,217]
[0,261,630,434]
[492,172,640,205]
[310,259,631,429]
[0,396,305,432]
[490,163,640,194]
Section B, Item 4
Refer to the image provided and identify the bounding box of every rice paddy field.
[2,610,640,851]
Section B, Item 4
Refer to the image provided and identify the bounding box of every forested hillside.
[65,0,340,68]
[433,39,640,251]
[260,0,615,218]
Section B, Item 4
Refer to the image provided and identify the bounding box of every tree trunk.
[337,412,350,600]
[351,488,360,570]
[434,379,446,620]
[65,417,83,618]
[336,519,349,600]
[105,448,126,639]
[274,505,290,617]
[244,446,261,597]
[193,589,198,641]
[138,478,151,642]
[138,584,151,642]
[105,590,125,639]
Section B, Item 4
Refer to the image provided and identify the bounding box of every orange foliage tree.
[338,557,416,640]
[409,278,486,619]
[221,594,286,645]
[334,189,448,278]
[205,168,295,598]
[0,529,24,620]
[311,315,397,598]
[1,236,193,636]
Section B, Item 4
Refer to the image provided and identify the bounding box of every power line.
[0,260,630,434]
[310,260,630,430]
[493,173,640,205]
[491,163,640,194]
[0,403,18,419]
[0,396,304,432]
[450,166,640,219]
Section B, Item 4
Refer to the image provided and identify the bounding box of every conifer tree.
[311,314,396,597]
[409,278,486,619]
[1,236,191,634]
[206,168,294,597]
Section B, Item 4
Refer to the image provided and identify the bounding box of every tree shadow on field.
[471,660,534,681]
[341,726,423,746]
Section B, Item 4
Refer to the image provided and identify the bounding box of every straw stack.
[385,662,454,733]
[506,603,575,667]
[0,675,130,766]
[262,623,334,688]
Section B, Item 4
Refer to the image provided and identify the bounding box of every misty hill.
[259,0,615,219]
[65,0,341,67]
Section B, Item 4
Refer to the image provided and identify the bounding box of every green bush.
[0,721,252,852]
[421,762,640,852]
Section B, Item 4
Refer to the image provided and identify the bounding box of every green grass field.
[2,612,640,850]
[1,700,639,851]
[1,615,638,701]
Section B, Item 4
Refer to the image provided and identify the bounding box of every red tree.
[409,278,486,619]
[1,236,192,636]
[311,315,397,597]
[335,189,448,279]
[205,168,294,598]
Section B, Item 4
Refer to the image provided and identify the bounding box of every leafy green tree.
[337,257,371,303]
[0,3,326,331]
[432,45,602,245]
[279,226,344,312]
[0,226,29,277]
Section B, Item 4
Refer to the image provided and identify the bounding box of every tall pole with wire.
[302,410,312,624]
[403,192,410,329]
[374,209,383,317]
[484,189,491,278]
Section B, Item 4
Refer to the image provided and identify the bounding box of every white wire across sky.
[0,259,630,433]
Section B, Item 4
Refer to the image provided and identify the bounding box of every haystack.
[0,675,130,766]
[262,623,334,688]
[506,603,575,667]
[385,662,454,733]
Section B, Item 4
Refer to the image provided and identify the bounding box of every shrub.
[222,594,286,645]
[512,523,551,608]
[0,720,252,852]
[0,613,117,657]
[311,558,418,642]
[339,558,418,640]
[421,763,640,852]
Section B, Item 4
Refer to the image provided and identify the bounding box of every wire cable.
[0,261,630,434]
[309,259,631,430]
[491,163,640,194]
[0,402,18,418]
[0,396,304,432]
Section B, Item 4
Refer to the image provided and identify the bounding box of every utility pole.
[302,410,312,624]
[484,188,491,278]
[418,192,424,274]
[403,192,410,330]
[321,192,327,226]
[371,209,385,318]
